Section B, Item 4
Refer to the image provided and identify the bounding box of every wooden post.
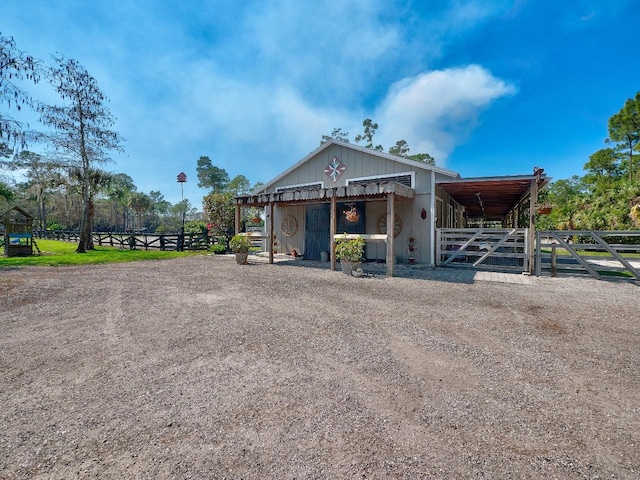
[429,171,436,267]
[269,201,274,264]
[551,243,557,277]
[234,203,241,235]
[386,192,395,277]
[330,194,337,271]
[527,177,538,275]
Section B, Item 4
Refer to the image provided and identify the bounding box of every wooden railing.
[436,228,529,273]
[536,230,640,280]
[33,230,212,251]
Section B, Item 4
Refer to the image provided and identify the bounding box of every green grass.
[0,239,208,267]
[541,247,640,258]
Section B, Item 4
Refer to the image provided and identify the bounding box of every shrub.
[335,234,365,262]
[210,243,227,254]
[229,234,251,253]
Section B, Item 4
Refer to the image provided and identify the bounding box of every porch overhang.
[235,181,414,207]
[437,173,550,219]
[234,181,414,277]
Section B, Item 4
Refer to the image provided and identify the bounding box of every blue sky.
[2,0,639,206]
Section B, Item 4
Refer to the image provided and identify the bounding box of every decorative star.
[324,157,346,182]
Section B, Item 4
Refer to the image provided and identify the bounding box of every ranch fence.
[34,230,212,251]
[436,228,529,273]
[535,230,640,280]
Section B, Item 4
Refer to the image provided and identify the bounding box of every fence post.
[551,243,557,277]
[177,228,184,252]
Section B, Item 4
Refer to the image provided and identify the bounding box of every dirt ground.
[1,255,639,479]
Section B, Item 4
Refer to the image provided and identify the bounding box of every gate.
[437,228,529,273]
[536,230,640,280]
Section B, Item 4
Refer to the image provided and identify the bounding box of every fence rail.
[34,230,211,251]
[536,230,640,280]
[436,228,528,273]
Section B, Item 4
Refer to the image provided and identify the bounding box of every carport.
[436,168,549,274]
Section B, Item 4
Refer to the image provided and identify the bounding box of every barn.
[234,139,547,276]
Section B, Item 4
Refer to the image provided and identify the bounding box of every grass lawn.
[0,239,208,267]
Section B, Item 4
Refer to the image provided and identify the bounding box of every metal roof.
[437,173,550,218]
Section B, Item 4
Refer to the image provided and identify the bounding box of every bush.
[210,243,227,254]
[229,234,251,253]
[335,234,365,262]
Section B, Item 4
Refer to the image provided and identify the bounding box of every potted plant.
[407,232,416,264]
[229,234,251,265]
[335,234,365,276]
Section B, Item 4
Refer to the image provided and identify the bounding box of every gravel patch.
[1,255,639,479]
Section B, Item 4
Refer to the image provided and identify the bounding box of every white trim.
[275,181,324,192]
[429,170,436,267]
[346,171,416,189]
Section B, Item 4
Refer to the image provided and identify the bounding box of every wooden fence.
[536,230,640,280]
[436,228,529,273]
[34,230,211,251]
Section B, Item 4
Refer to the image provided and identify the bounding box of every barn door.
[304,204,330,260]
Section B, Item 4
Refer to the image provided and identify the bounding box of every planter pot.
[537,206,552,215]
[234,252,248,265]
[341,260,361,276]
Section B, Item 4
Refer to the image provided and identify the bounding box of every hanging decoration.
[324,157,346,182]
[344,206,359,223]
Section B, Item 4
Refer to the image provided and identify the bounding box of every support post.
[527,177,539,275]
[386,192,395,277]
[234,203,241,235]
[429,171,436,267]
[330,194,337,271]
[269,202,274,264]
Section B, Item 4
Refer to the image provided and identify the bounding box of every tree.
[38,56,124,252]
[536,176,585,230]
[8,150,65,230]
[354,118,382,150]
[0,33,42,149]
[196,155,229,192]
[608,92,640,182]
[582,148,621,194]
[226,175,251,195]
[0,180,13,202]
[129,191,152,231]
[107,173,136,230]
[408,153,435,165]
[148,190,170,231]
[321,121,435,162]
[321,127,349,145]
[203,191,235,244]
[388,139,410,157]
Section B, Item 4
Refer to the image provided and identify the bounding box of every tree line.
[321,118,435,164]
[538,92,640,231]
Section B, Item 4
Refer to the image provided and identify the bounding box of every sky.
[2,0,639,207]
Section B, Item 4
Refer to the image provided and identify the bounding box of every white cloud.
[375,65,517,164]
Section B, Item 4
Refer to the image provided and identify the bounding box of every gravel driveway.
[1,255,639,479]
